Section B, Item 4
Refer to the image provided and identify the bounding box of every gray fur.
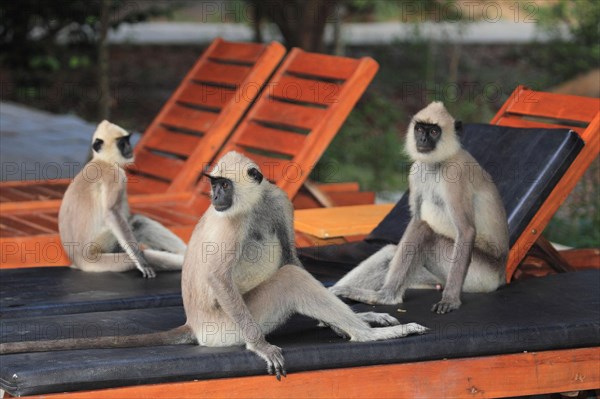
[331,102,509,314]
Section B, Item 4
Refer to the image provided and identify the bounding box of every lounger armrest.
[294,204,394,239]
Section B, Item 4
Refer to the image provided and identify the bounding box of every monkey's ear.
[92,138,104,153]
[454,120,463,133]
[202,172,217,183]
[248,167,263,184]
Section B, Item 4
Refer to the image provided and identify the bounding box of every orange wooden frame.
[5,347,597,398]
[489,86,600,280]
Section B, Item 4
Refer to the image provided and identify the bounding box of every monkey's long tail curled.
[0,325,195,354]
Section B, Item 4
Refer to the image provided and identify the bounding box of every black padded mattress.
[1,271,599,396]
[0,267,183,318]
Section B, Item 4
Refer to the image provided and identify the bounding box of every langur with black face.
[180,151,427,379]
[1,151,427,380]
[331,102,509,314]
[59,120,186,278]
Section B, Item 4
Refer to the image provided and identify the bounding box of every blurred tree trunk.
[332,3,346,55]
[252,0,337,52]
[252,1,264,43]
[98,0,110,120]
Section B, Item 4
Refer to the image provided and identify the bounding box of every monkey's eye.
[222,182,229,189]
[430,128,441,137]
[416,126,424,133]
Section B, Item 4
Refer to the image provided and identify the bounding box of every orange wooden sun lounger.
[0,38,285,203]
[0,48,379,268]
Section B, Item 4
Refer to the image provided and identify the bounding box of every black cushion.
[1,270,598,396]
[300,124,583,270]
[0,267,182,318]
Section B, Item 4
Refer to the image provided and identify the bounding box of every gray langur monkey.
[59,120,186,278]
[1,151,427,380]
[330,102,509,314]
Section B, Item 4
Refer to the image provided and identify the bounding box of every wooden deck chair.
[0,49,379,268]
[294,86,600,280]
[0,38,285,203]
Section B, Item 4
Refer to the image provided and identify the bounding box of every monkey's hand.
[330,286,400,305]
[321,312,400,339]
[316,321,350,339]
[329,285,362,299]
[431,298,461,314]
[247,339,286,381]
[357,312,400,326]
[133,252,156,279]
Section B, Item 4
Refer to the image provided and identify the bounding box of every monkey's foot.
[248,341,286,381]
[404,322,429,335]
[431,299,461,314]
[357,312,400,326]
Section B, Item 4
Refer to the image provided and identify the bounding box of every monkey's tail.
[144,249,184,271]
[0,325,195,355]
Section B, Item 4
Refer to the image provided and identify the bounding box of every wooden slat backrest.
[129,39,285,194]
[494,86,599,124]
[189,48,379,205]
[0,39,284,247]
[0,179,72,203]
[0,39,285,205]
[491,85,600,280]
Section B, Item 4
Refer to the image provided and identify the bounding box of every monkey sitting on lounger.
[59,120,186,278]
[331,102,510,314]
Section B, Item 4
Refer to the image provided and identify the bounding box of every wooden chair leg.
[301,180,335,208]
[528,235,575,273]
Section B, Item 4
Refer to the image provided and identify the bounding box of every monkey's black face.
[206,175,234,212]
[117,135,133,159]
[414,122,442,153]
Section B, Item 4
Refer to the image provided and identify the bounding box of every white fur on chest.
[232,233,282,294]
[412,165,457,240]
[420,199,456,239]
